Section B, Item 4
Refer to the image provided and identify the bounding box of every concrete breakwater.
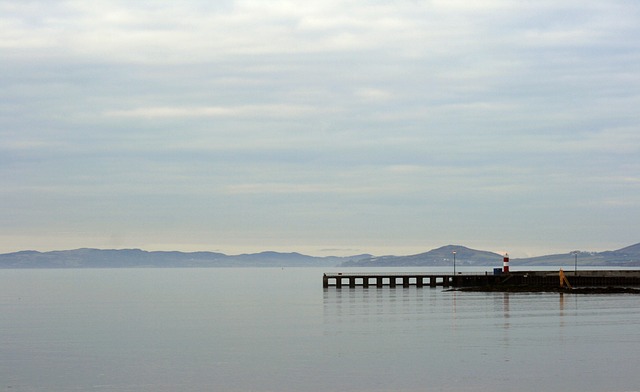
[323,270,640,289]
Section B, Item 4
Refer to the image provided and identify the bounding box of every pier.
[323,270,640,289]
[323,272,502,288]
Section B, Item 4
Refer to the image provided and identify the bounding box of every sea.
[1,266,639,392]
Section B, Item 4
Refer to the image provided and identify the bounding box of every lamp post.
[573,251,578,274]
[453,251,456,275]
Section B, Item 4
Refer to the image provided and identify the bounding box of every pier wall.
[323,271,640,288]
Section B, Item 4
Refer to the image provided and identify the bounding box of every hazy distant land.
[1,243,639,268]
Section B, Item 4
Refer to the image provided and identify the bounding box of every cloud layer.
[1,0,639,256]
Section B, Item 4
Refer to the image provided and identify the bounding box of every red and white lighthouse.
[503,253,510,273]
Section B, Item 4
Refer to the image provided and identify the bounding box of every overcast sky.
[1,0,639,257]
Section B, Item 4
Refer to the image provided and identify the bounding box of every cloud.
[1,0,639,255]
[223,183,382,195]
[104,104,321,119]
[353,88,394,102]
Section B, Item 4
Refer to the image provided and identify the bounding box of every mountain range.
[0,243,639,268]
[0,248,367,268]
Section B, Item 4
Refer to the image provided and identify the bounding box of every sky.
[1,0,639,257]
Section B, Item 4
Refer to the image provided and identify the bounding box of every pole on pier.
[452,251,456,275]
[503,253,510,273]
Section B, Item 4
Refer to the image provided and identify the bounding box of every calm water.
[1,267,639,392]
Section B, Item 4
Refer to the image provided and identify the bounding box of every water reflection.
[559,293,565,323]
[502,293,510,325]
[322,286,460,341]
[323,288,580,331]
[323,287,437,325]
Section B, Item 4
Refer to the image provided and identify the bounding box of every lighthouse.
[503,253,510,273]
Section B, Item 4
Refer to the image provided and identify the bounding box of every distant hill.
[341,243,640,267]
[341,245,503,267]
[515,242,640,267]
[1,243,639,268]
[0,248,370,268]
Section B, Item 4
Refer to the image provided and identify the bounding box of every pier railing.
[322,272,502,288]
